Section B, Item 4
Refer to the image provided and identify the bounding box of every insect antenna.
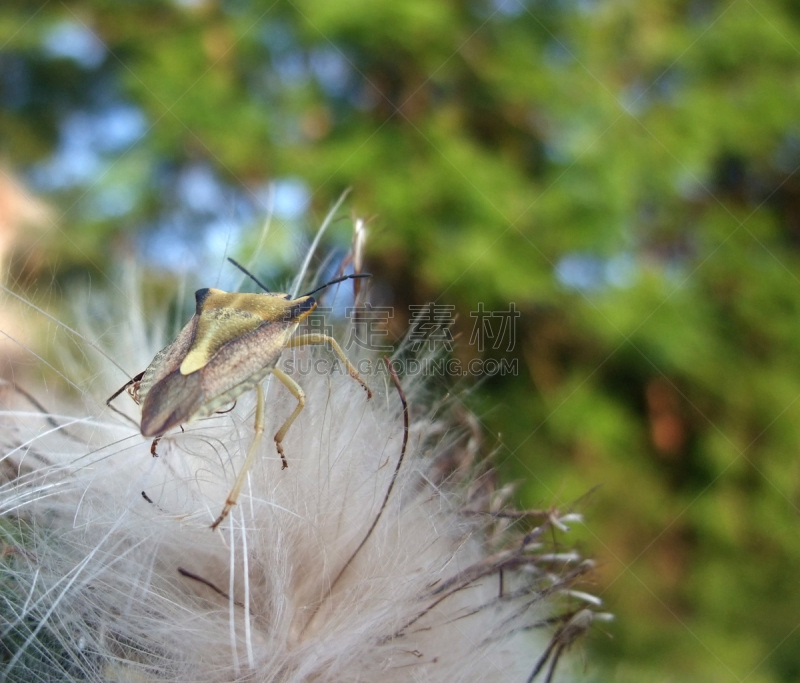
[301,273,371,298]
[227,257,271,292]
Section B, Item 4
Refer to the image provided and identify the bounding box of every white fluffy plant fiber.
[0,257,605,682]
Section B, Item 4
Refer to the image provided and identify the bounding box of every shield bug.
[107,258,372,529]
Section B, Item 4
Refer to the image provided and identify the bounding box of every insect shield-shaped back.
[137,287,316,437]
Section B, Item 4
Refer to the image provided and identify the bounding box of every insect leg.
[211,384,266,530]
[105,371,144,429]
[106,371,143,406]
[286,333,372,399]
[270,367,305,470]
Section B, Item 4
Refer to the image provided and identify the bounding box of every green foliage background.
[3,0,800,680]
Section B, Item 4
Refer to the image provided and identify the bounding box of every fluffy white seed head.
[0,261,606,682]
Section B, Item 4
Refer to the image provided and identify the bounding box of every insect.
[107,258,372,529]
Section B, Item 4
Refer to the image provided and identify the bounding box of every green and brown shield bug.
[107,258,372,529]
